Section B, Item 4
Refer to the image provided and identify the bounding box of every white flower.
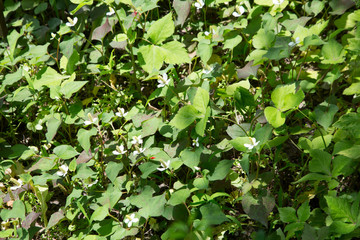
[194,166,201,171]
[87,179,98,187]
[232,6,246,17]
[116,108,128,118]
[124,213,139,228]
[131,135,143,145]
[4,168,12,175]
[133,147,146,156]
[10,179,23,191]
[288,37,300,47]
[273,0,284,5]
[204,29,215,36]
[157,160,171,171]
[157,73,170,88]
[84,113,98,126]
[66,17,78,27]
[195,0,205,9]
[106,7,115,16]
[113,145,127,155]
[56,164,69,177]
[202,66,213,74]
[244,137,260,150]
[192,137,199,147]
[50,32,57,40]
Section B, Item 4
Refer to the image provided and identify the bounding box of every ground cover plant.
[1,0,360,239]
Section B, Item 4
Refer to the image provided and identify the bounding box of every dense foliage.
[1,0,360,239]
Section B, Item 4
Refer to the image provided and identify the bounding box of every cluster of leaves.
[1,0,360,239]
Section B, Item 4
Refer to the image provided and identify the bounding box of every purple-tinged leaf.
[173,0,192,26]
[92,18,112,41]
[237,61,260,79]
[22,212,41,229]
[76,149,93,164]
[47,209,65,229]
[329,0,355,15]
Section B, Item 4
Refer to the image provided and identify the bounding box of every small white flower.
[113,145,127,155]
[84,113,98,126]
[87,179,98,187]
[157,73,170,88]
[50,32,57,40]
[157,160,171,171]
[133,147,146,156]
[124,213,139,228]
[195,0,205,9]
[194,166,201,171]
[106,7,115,16]
[10,179,23,191]
[232,6,246,17]
[131,135,143,145]
[273,0,284,5]
[202,66,213,74]
[204,29,215,36]
[66,17,78,27]
[192,137,199,147]
[56,164,69,177]
[288,37,300,47]
[116,108,128,118]
[244,137,260,150]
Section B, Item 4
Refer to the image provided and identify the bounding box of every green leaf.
[278,207,297,223]
[195,106,211,136]
[34,66,69,90]
[334,9,360,29]
[321,39,346,64]
[77,127,97,152]
[53,145,79,159]
[139,193,167,218]
[230,137,254,152]
[46,114,62,142]
[297,201,310,222]
[234,87,255,110]
[61,80,88,99]
[309,150,332,175]
[7,30,21,61]
[193,177,209,189]
[325,195,354,221]
[161,41,191,65]
[180,147,202,169]
[105,162,123,183]
[264,107,286,128]
[72,164,97,180]
[139,162,159,178]
[271,84,305,111]
[314,102,338,130]
[343,82,360,95]
[208,160,234,181]
[252,29,275,49]
[197,41,213,64]
[147,13,174,44]
[0,200,26,221]
[223,31,242,50]
[141,117,162,137]
[90,205,109,223]
[200,202,228,225]
[294,173,332,183]
[168,189,191,206]
[192,87,209,114]
[170,105,201,130]
[333,112,360,138]
[138,45,165,73]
